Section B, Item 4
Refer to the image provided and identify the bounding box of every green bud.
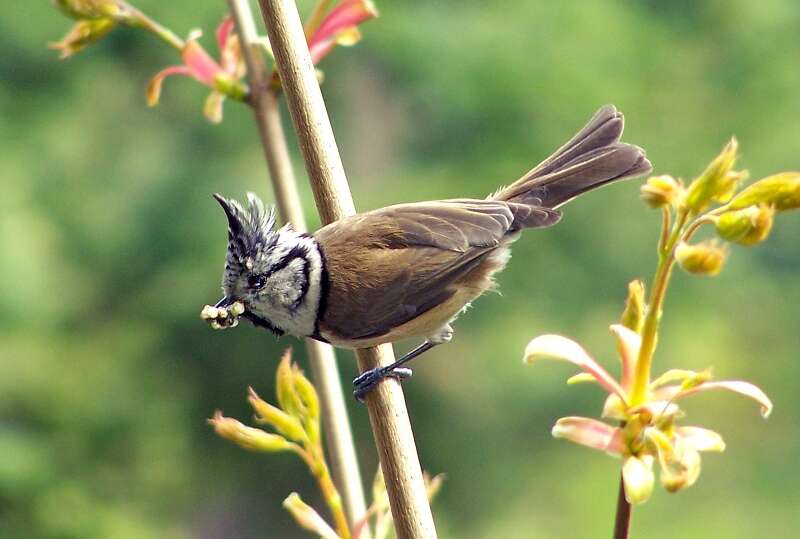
[715,204,775,246]
[620,280,646,333]
[675,241,728,276]
[292,368,321,443]
[276,349,303,420]
[54,0,125,20]
[49,18,117,59]
[208,410,292,452]
[640,175,681,208]
[684,139,743,212]
[213,73,248,102]
[283,493,338,539]
[622,455,655,504]
[728,172,800,211]
[248,387,307,442]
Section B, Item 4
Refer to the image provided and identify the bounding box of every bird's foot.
[353,366,413,402]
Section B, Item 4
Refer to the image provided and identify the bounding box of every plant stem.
[658,206,671,253]
[292,445,352,539]
[681,215,714,242]
[123,3,185,50]
[630,209,688,405]
[255,0,438,537]
[311,446,353,539]
[612,473,632,539]
[227,1,371,535]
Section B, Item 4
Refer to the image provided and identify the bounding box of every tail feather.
[493,105,652,209]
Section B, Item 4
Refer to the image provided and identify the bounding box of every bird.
[207,105,652,400]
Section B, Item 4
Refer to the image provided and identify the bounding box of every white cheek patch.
[266,258,306,307]
[245,230,324,338]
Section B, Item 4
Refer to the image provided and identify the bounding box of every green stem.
[658,206,671,253]
[122,3,185,50]
[309,444,352,539]
[681,215,715,243]
[291,444,351,539]
[629,209,688,405]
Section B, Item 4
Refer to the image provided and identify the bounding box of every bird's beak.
[214,296,237,309]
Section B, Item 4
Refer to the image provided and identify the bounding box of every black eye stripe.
[290,257,310,310]
[264,245,308,277]
[246,246,308,290]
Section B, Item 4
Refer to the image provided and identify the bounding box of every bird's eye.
[248,274,267,289]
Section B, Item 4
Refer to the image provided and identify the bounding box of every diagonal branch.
[226,0,369,534]
[254,0,438,537]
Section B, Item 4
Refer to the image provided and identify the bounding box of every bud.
[658,438,701,492]
[716,169,748,203]
[640,175,681,208]
[684,139,743,212]
[283,493,339,539]
[248,387,307,442]
[276,349,304,420]
[54,0,126,20]
[622,455,655,504]
[425,472,445,500]
[728,172,800,211]
[292,367,321,443]
[50,0,133,59]
[675,240,728,276]
[49,18,117,59]
[716,204,774,246]
[208,410,293,452]
[620,280,646,333]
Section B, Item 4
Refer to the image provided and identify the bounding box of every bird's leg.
[352,341,435,402]
[353,325,453,402]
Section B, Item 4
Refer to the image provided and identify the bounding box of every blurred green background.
[3,1,799,537]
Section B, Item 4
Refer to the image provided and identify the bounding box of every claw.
[353,366,413,402]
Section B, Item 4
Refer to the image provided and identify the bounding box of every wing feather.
[315,199,524,341]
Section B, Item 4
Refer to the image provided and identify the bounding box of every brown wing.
[314,199,556,341]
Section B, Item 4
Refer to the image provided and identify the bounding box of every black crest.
[213,192,278,266]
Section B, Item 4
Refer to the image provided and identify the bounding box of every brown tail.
[493,105,652,209]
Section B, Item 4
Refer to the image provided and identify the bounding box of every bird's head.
[212,193,323,337]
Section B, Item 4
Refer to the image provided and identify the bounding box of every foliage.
[211,349,442,539]
[525,140,798,512]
